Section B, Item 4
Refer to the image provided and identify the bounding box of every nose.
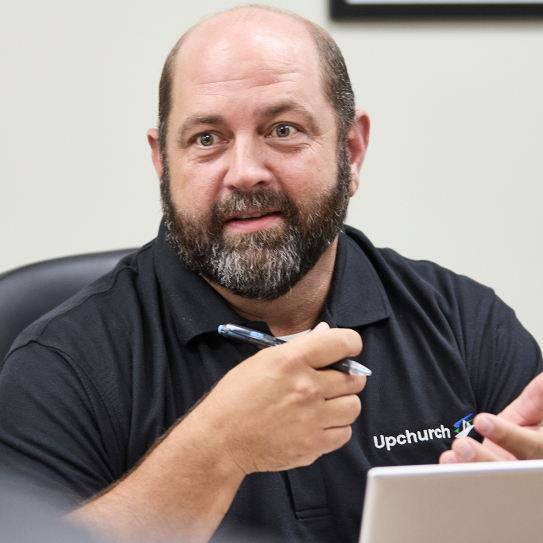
[223,136,273,192]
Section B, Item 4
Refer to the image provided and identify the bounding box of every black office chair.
[0,249,136,362]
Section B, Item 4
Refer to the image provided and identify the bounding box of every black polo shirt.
[0,223,541,543]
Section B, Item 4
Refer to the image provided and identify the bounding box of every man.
[0,5,542,543]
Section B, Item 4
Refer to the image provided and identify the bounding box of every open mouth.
[229,211,280,221]
[224,210,282,232]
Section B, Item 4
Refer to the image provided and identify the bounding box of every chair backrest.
[0,249,136,363]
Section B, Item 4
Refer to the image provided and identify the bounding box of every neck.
[206,237,339,337]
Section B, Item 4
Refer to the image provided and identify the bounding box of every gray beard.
[207,227,302,299]
[160,142,351,301]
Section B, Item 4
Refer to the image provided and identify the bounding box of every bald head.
[157,6,355,152]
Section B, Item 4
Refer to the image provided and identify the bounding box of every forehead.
[169,12,330,123]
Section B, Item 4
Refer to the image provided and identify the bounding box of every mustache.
[210,190,298,224]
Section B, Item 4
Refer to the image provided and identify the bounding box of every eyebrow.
[176,114,225,143]
[261,101,319,133]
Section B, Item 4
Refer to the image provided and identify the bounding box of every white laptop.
[359,460,543,543]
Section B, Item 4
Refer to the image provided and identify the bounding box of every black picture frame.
[330,0,543,19]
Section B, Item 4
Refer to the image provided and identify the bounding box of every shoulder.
[344,225,496,312]
[343,224,532,363]
[0,241,161,477]
[8,241,155,357]
[344,226,542,411]
[3,240,160,432]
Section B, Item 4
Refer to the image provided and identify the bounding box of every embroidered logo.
[373,425,451,451]
[453,413,475,439]
[372,413,476,452]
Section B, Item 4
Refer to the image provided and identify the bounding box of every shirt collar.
[153,221,391,344]
[322,228,391,329]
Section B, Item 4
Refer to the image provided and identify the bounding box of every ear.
[347,109,370,197]
[147,128,163,180]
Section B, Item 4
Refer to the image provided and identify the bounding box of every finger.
[440,436,506,463]
[315,368,366,399]
[439,439,514,464]
[320,395,362,428]
[474,413,543,460]
[439,450,460,464]
[499,372,543,426]
[321,425,353,454]
[286,328,362,370]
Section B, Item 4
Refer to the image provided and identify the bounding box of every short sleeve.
[0,341,124,506]
[466,291,543,415]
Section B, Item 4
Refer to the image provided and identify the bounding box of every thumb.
[311,322,330,334]
[285,326,361,370]
[499,372,543,426]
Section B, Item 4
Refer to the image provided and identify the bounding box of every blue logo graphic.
[453,413,474,438]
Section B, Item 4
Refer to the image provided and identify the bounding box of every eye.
[196,133,217,147]
[273,124,298,138]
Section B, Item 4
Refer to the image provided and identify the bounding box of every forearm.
[69,409,246,543]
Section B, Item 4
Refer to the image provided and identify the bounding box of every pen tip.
[218,325,223,334]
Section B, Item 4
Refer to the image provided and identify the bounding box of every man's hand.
[70,323,364,542]
[440,372,543,464]
[192,322,365,474]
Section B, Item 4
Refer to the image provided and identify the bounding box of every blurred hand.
[440,372,543,464]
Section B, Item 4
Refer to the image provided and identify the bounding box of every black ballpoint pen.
[218,323,371,376]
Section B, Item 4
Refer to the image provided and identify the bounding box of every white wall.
[1,1,542,344]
